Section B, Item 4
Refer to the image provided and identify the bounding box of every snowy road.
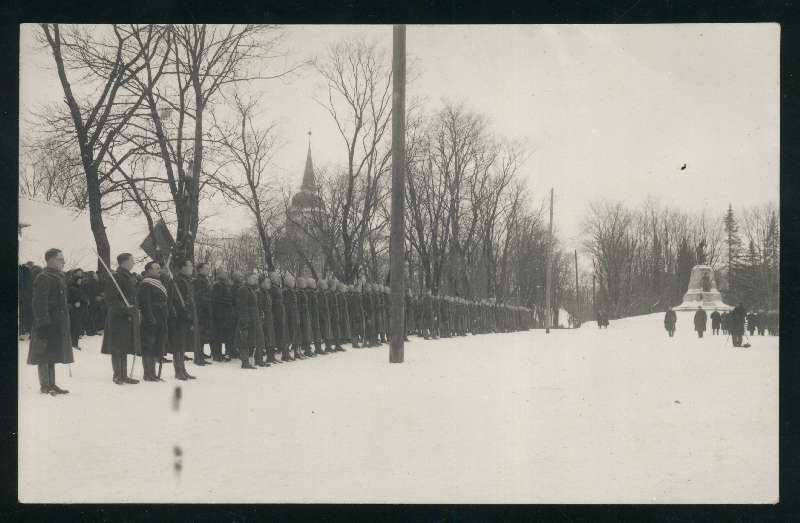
[18,311,778,503]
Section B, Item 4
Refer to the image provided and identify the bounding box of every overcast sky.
[20,24,779,253]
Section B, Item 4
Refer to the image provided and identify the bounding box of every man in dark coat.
[284,275,305,360]
[211,272,236,361]
[297,277,315,358]
[270,272,292,362]
[693,306,707,338]
[327,277,343,351]
[236,273,265,369]
[337,282,351,349]
[169,259,196,380]
[363,282,376,346]
[139,261,169,381]
[259,276,278,364]
[349,281,364,348]
[664,307,677,337]
[317,279,334,353]
[721,311,729,335]
[101,253,141,385]
[193,262,213,365]
[308,278,326,356]
[27,248,73,395]
[67,269,88,350]
[730,303,747,347]
[710,310,721,335]
[756,310,766,335]
[81,270,100,336]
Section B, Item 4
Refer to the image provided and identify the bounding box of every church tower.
[285,132,325,275]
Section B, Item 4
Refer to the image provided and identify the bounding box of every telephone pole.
[545,188,554,333]
[389,25,406,364]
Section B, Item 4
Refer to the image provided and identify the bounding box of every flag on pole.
[140,220,176,262]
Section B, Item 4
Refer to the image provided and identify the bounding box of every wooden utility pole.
[389,25,406,364]
[574,249,579,327]
[545,188,554,333]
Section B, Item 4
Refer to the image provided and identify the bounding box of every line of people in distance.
[26,248,536,395]
[663,304,778,346]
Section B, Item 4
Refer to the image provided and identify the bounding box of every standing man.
[270,272,291,362]
[259,276,278,364]
[710,310,721,335]
[422,288,433,340]
[730,303,747,347]
[308,278,325,356]
[284,275,304,360]
[67,269,88,350]
[193,262,213,365]
[693,306,707,339]
[349,281,364,348]
[139,261,168,381]
[317,279,334,353]
[211,271,236,362]
[297,277,315,358]
[664,307,677,337]
[27,248,73,395]
[327,276,342,351]
[363,282,376,347]
[337,282,351,350]
[170,259,197,380]
[101,253,141,385]
[236,273,265,369]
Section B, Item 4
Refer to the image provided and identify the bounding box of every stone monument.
[675,240,731,311]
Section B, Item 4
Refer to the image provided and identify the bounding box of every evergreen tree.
[676,237,694,305]
[723,204,742,300]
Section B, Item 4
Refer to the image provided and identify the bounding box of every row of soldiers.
[26,248,536,394]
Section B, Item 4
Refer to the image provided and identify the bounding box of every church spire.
[301,130,316,191]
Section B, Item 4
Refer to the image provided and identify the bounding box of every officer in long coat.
[27,248,73,395]
[101,253,141,385]
[337,282,351,349]
[375,285,386,344]
[363,282,376,346]
[67,269,88,350]
[664,307,677,337]
[258,276,278,364]
[193,262,213,365]
[349,281,365,348]
[296,277,315,358]
[693,306,707,338]
[284,275,305,360]
[308,278,326,356]
[327,277,342,351]
[139,261,169,381]
[710,310,721,335]
[211,272,236,361]
[317,279,333,353]
[236,273,266,368]
[168,259,196,380]
[382,286,391,342]
[270,272,291,362]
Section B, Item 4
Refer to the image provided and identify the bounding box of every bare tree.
[39,23,153,267]
[208,94,282,271]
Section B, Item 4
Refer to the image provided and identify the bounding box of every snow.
[18,311,778,503]
[18,198,149,270]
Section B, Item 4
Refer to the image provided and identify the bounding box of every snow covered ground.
[18,311,778,503]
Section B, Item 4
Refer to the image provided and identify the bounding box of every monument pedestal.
[674,264,732,311]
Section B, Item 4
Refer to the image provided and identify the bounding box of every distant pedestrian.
[693,306,707,338]
[664,307,677,337]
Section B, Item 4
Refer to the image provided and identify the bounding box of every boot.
[123,377,140,384]
[241,361,257,369]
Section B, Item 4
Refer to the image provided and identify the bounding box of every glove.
[74,302,81,308]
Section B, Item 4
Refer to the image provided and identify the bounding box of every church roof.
[291,141,322,210]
